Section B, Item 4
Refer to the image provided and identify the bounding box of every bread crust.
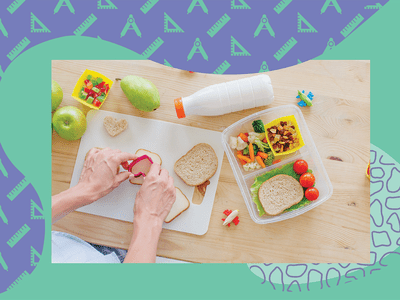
[174,143,218,187]
[258,174,304,216]
[165,187,190,223]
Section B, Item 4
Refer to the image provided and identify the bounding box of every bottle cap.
[174,97,186,119]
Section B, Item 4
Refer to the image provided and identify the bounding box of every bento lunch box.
[221,104,333,224]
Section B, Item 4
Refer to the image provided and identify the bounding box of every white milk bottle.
[174,74,274,118]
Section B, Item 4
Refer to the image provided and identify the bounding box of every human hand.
[133,163,176,227]
[78,147,137,204]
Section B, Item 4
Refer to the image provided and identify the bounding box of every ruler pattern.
[0,0,386,76]
[0,143,45,294]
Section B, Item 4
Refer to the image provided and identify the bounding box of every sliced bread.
[165,188,190,223]
[174,143,218,186]
[103,116,128,137]
[129,149,162,185]
[258,174,304,216]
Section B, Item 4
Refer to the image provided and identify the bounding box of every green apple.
[120,75,160,112]
[51,80,63,111]
[53,106,87,141]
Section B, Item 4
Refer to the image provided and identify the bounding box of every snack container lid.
[221,104,333,224]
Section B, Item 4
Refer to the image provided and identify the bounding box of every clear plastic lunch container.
[221,104,333,224]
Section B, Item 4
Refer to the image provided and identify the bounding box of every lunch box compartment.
[222,105,333,224]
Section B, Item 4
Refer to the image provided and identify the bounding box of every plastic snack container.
[72,69,113,110]
[221,104,333,224]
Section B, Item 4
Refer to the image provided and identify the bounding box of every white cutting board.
[70,110,224,236]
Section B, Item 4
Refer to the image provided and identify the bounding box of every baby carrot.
[249,143,255,162]
[237,154,251,163]
[238,133,248,143]
[256,156,266,168]
[257,152,268,159]
[239,159,247,165]
[237,150,243,156]
[273,159,281,165]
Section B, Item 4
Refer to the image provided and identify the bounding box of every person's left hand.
[78,147,137,204]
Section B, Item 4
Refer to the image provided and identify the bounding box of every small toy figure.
[296,90,314,107]
[222,209,240,227]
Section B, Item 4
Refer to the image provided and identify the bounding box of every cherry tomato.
[299,172,315,188]
[293,159,308,175]
[305,187,319,201]
[92,99,101,107]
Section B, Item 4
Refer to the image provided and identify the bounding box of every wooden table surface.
[52,60,370,263]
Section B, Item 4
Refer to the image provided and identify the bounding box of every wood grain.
[52,60,370,263]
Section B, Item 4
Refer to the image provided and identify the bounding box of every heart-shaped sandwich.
[103,116,128,137]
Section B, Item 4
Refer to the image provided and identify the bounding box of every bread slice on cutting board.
[258,174,304,216]
[129,149,162,185]
[174,143,218,186]
[165,187,190,223]
[103,116,128,137]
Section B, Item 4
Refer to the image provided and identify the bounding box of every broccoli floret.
[252,143,259,156]
[242,146,249,155]
[252,120,265,133]
[254,138,270,153]
[264,152,274,166]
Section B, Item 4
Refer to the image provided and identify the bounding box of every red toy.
[222,209,240,227]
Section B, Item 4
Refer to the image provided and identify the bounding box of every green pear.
[51,80,63,111]
[120,76,160,112]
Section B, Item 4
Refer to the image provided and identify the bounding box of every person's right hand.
[133,163,176,227]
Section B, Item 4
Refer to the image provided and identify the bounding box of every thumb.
[115,171,131,184]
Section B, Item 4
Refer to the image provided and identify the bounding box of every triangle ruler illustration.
[231,0,251,9]
[187,0,208,14]
[97,0,117,9]
[30,13,51,33]
[30,246,41,266]
[164,13,184,33]
[31,199,44,220]
[231,36,251,56]
[297,12,317,33]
